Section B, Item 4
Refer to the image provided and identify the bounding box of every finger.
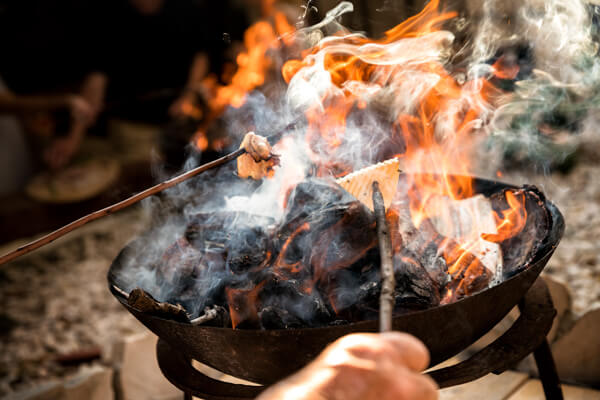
[335,333,430,373]
[379,332,431,372]
[390,371,438,400]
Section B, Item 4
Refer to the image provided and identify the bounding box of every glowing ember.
[226,281,265,329]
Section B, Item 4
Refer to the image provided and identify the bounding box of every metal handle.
[426,278,557,389]
[156,338,264,400]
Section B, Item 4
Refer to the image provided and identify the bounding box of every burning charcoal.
[425,193,504,282]
[487,186,551,278]
[258,275,332,327]
[280,178,367,230]
[154,236,226,315]
[398,215,492,303]
[127,288,190,323]
[393,252,440,312]
[350,270,382,321]
[387,186,453,285]
[185,214,231,249]
[318,258,380,322]
[275,178,377,284]
[157,237,203,287]
[259,306,303,329]
[226,225,272,274]
[185,212,274,275]
[441,247,493,303]
[225,282,264,329]
[185,212,274,250]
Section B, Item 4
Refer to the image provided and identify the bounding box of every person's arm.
[257,333,438,400]
[44,72,107,169]
[169,53,209,118]
[0,93,72,114]
[80,72,107,124]
[186,53,209,90]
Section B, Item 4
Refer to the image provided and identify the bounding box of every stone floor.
[439,370,600,400]
[502,129,600,316]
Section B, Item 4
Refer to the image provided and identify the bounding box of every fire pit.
[107,174,564,396]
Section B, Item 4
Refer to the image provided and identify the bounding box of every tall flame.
[193,5,295,151]
[200,0,532,326]
[280,0,527,304]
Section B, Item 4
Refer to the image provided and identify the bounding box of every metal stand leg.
[533,339,564,400]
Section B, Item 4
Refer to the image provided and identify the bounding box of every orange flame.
[213,0,532,322]
[482,190,528,243]
[279,0,527,302]
[273,222,311,275]
[192,5,295,151]
[225,281,266,329]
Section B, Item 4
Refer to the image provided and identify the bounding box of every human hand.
[43,135,81,170]
[257,333,438,400]
[64,95,93,124]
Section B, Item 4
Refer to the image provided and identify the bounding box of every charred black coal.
[131,178,550,329]
[393,251,441,311]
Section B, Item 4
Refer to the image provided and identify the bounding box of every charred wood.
[127,288,190,323]
[259,306,304,330]
[490,186,552,278]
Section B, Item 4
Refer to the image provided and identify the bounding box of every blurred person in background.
[0,0,105,193]
[0,0,250,194]
[92,0,249,122]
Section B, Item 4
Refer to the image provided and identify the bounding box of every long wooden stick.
[0,120,299,266]
[372,181,396,332]
[0,149,244,266]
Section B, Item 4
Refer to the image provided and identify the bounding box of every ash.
[0,209,147,396]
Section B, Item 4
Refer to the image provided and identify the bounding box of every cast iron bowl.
[107,175,564,385]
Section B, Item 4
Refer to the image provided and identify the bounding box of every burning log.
[122,169,550,330]
[485,185,552,278]
[185,212,275,275]
[388,176,494,303]
[258,275,332,328]
[393,251,441,311]
[275,178,377,279]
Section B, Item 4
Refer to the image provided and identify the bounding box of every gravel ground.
[504,134,600,316]
[0,209,148,396]
[0,141,599,396]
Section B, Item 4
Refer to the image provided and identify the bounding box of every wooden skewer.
[0,119,300,266]
[372,181,396,332]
